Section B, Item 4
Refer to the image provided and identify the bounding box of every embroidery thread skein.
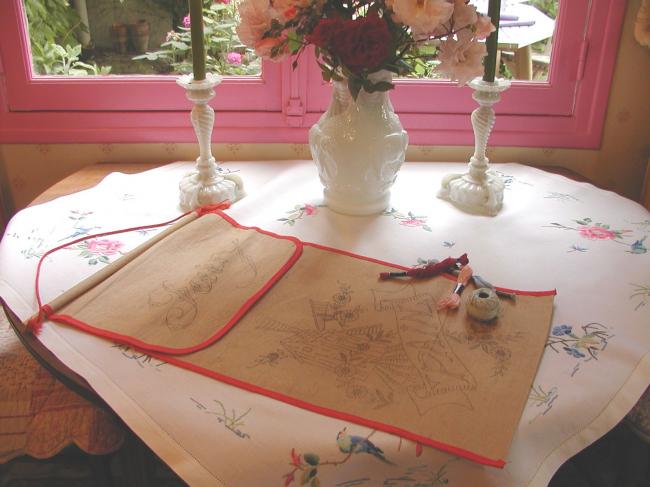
[379,254,469,280]
[437,265,473,310]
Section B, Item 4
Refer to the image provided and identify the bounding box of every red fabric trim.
[154,352,506,468]
[41,209,303,354]
[32,208,566,468]
[30,210,196,332]
[302,242,556,297]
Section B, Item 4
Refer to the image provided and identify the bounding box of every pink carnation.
[437,37,487,85]
[254,36,288,60]
[227,52,242,65]
[474,14,496,40]
[215,0,231,4]
[400,218,426,227]
[453,0,478,29]
[182,15,191,28]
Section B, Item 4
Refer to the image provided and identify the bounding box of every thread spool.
[467,287,500,322]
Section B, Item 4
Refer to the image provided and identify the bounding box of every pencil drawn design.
[190,398,251,439]
[148,239,258,330]
[255,283,478,415]
[446,323,523,377]
[248,348,289,368]
[374,286,476,413]
[310,283,362,329]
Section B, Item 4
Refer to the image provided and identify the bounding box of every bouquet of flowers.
[236,0,495,98]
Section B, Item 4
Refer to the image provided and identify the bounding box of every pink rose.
[437,37,487,85]
[86,239,123,255]
[390,0,454,37]
[182,15,191,28]
[236,0,274,48]
[254,36,288,60]
[303,204,318,216]
[227,52,242,65]
[579,226,616,240]
[215,0,231,4]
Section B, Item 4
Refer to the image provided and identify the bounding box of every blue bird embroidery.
[336,428,393,464]
[629,236,647,254]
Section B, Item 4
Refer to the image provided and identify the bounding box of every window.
[0,0,626,148]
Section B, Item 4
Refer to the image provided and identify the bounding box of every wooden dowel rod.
[29,211,199,321]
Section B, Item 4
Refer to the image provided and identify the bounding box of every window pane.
[24,0,261,76]
[400,0,558,82]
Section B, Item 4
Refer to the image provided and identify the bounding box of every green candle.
[483,0,501,82]
[188,0,206,81]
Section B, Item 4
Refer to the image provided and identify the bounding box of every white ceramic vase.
[309,71,408,216]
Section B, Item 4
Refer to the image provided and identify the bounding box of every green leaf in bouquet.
[287,31,302,54]
[348,77,363,100]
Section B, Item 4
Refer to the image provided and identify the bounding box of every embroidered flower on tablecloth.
[630,283,650,311]
[279,204,324,225]
[546,322,612,362]
[551,324,572,336]
[563,346,586,359]
[73,238,124,265]
[545,217,647,254]
[383,208,432,232]
[578,225,617,240]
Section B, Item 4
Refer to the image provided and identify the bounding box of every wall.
[1,0,649,214]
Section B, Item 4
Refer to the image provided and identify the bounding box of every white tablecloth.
[1,161,648,486]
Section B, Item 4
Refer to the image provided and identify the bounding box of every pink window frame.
[0,0,625,148]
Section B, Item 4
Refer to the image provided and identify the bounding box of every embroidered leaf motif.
[303,453,320,466]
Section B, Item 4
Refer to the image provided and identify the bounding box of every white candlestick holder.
[177,73,244,211]
[438,78,510,216]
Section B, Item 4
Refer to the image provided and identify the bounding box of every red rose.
[306,18,346,48]
[332,14,391,74]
